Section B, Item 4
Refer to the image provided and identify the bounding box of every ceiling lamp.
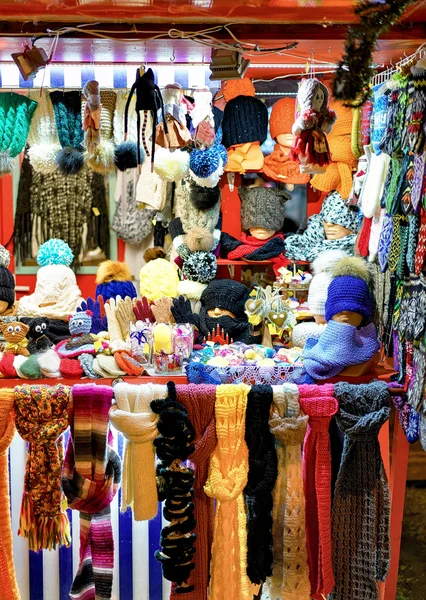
[209,49,250,81]
[11,42,49,81]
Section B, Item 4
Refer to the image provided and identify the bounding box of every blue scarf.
[302,320,380,380]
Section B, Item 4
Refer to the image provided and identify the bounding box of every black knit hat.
[201,279,250,319]
[222,96,268,149]
[0,245,15,308]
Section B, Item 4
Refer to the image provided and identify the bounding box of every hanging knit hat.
[201,279,250,319]
[50,90,85,175]
[325,255,373,322]
[308,249,348,316]
[0,92,37,175]
[175,181,221,234]
[95,260,137,302]
[27,89,61,174]
[0,245,15,309]
[189,143,227,188]
[320,191,360,233]
[139,248,179,301]
[84,90,117,174]
[222,95,268,149]
[239,185,290,231]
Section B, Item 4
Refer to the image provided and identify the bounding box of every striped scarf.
[62,384,121,600]
[14,384,71,552]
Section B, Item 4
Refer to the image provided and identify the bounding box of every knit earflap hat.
[320,191,360,233]
[307,249,348,316]
[27,89,61,174]
[0,245,15,309]
[0,92,37,175]
[50,90,85,174]
[222,95,268,149]
[325,255,373,322]
[95,260,137,302]
[239,185,290,231]
[201,278,250,320]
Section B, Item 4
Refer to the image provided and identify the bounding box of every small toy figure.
[0,321,30,356]
[290,78,337,174]
[27,317,52,353]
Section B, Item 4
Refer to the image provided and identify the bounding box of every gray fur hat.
[239,185,290,232]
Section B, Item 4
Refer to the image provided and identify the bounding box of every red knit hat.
[223,78,256,103]
[269,97,296,141]
[60,358,84,378]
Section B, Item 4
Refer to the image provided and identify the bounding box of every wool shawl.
[204,383,252,600]
[14,383,71,552]
[263,384,310,600]
[109,382,167,521]
[62,384,121,600]
[174,384,217,600]
[244,385,277,587]
[0,390,20,599]
[299,384,338,599]
[331,382,391,600]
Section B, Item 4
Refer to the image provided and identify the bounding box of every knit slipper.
[17,354,42,379]
[92,357,111,378]
[96,354,127,378]
[78,353,99,379]
[38,348,61,377]
[60,358,84,379]
[0,353,17,378]
[114,351,144,376]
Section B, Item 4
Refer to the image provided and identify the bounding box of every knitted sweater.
[204,383,252,600]
[109,382,167,521]
[331,382,391,600]
[263,384,310,600]
[299,384,338,599]
[174,384,217,600]
[0,390,20,600]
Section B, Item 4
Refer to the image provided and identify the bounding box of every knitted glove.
[151,297,175,323]
[116,296,136,339]
[105,297,124,341]
[133,297,155,323]
[171,296,199,327]
[77,296,107,334]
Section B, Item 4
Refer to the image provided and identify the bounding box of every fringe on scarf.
[19,491,71,552]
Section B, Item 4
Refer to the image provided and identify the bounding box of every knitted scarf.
[0,390,20,599]
[62,384,121,600]
[151,383,196,593]
[221,232,286,262]
[204,383,252,600]
[109,382,167,521]
[302,320,380,380]
[244,384,277,588]
[331,382,391,600]
[298,384,338,599]
[263,384,310,600]
[14,384,71,552]
[174,384,217,600]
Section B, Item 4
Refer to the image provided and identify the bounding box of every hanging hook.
[170,49,176,63]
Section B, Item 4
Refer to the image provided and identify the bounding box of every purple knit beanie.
[325,275,372,322]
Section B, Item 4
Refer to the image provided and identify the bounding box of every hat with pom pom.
[175,181,221,234]
[154,148,190,182]
[0,245,15,310]
[223,78,256,103]
[84,90,117,174]
[95,260,137,302]
[325,255,373,322]
[139,248,179,301]
[307,249,348,316]
[0,92,37,175]
[27,89,61,174]
[50,91,84,175]
[189,144,227,188]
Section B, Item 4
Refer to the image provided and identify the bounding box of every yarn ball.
[56,147,84,175]
[114,141,139,171]
[154,148,190,182]
[27,143,60,174]
[85,139,115,174]
[189,183,220,210]
[36,239,74,267]
[183,252,217,284]
[223,78,256,102]
[68,310,93,336]
[0,245,11,268]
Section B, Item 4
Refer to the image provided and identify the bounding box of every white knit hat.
[27,89,61,173]
[292,321,326,348]
[308,249,348,315]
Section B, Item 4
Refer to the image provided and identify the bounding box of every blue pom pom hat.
[189,143,228,188]
[324,256,373,322]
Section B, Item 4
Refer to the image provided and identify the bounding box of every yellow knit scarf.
[204,383,251,600]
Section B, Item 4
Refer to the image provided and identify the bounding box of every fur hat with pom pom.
[307,249,348,316]
[95,260,137,302]
[325,255,373,322]
[154,148,190,182]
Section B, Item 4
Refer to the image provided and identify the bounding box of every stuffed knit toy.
[0,245,15,316]
[27,317,52,353]
[0,92,37,175]
[0,389,20,599]
[299,384,338,599]
[62,384,121,600]
[151,383,196,593]
[204,383,252,600]
[263,384,310,600]
[244,385,277,587]
[55,310,97,358]
[50,90,85,175]
[174,384,216,600]
[15,384,71,551]
[331,382,391,600]
[109,382,167,520]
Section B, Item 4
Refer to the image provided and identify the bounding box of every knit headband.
[14,383,71,551]
[0,92,37,174]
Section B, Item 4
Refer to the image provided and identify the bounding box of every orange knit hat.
[269,97,296,141]
[223,78,256,102]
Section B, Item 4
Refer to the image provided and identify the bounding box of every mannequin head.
[331,310,363,328]
[323,221,354,240]
[239,185,290,238]
[207,307,236,318]
[249,227,276,240]
[319,191,360,238]
[313,314,327,325]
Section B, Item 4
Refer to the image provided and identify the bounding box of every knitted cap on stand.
[239,185,290,231]
[50,90,84,175]
[222,96,268,148]
[320,191,360,233]
[269,97,296,141]
[308,249,348,316]
[0,245,15,308]
[27,89,61,174]
[201,279,250,319]
[0,92,37,175]
[325,256,373,321]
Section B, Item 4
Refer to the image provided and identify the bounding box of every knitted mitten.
[408,64,426,153]
[299,384,338,599]
[133,297,155,323]
[378,214,394,272]
[115,296,136,340]
[411,152,426,212]
[356,216,372,258]
[105,296,124,341]
[407,344,426,413]
[151,297,175,323]
[331,382,391,600]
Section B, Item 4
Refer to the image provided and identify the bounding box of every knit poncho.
[332,382,391,600]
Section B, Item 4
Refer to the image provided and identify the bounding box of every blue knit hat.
[325,275,372,321]
[95,280,137,302]
[95,260,137,302]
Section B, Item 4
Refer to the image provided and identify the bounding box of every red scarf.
[227,232,289,274]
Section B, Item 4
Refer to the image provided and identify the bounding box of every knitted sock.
[332,382,391,600]
[298,384,338,599]
[62,384,121,600]
[244,385,277,586]
[0,353,17,378]
[79,353,100,379]
[14,384,71,551]
[415,208,426,275]
[109,382,167,521]
[174,384,217,600]
[204,383,252,600]
[263,384,310,600]
[0,390,20,599]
